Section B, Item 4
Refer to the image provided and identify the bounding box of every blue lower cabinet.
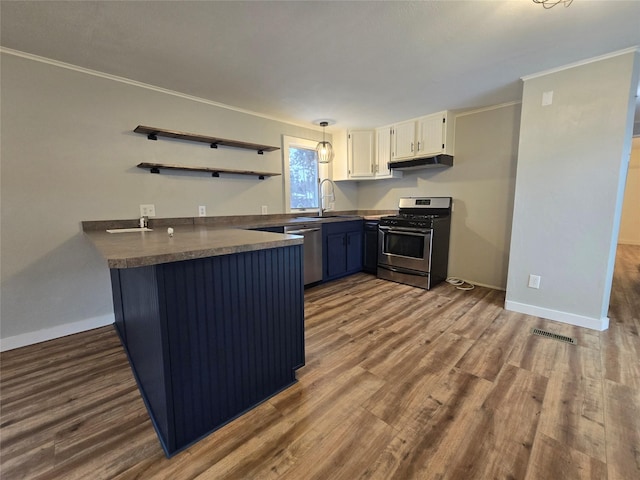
[322,220,364,281]
[346,230,363,272]
[326,233,348,278]
[111,245,304,457]
[363,221,379,274]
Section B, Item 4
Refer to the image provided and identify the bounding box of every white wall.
[0,51,357,349]
[505,51,640,331]
[3,48,636,349]
[357,103,522,289]
[618,136,640,245]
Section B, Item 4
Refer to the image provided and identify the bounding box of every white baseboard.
[504,300,609,331]
[0,314,115,352]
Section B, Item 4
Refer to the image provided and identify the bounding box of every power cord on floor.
[446,277,475,291]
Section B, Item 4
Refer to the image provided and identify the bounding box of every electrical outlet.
[528,274,541,289]
[261,205,268,215]
[140,204,156,217]
[198,205,206,217]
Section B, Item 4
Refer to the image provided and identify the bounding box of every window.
[289,145,318,209]
[282,136,324,213]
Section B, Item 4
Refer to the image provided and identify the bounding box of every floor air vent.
[531,328,576,345]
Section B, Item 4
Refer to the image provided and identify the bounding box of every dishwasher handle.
[285,227,321,234]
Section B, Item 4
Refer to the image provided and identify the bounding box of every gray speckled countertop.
[83,213,388,269]
[85,226,304,269]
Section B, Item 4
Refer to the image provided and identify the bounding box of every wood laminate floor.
[1,245,639,479]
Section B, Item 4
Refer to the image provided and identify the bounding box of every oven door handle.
[379,225,432,236]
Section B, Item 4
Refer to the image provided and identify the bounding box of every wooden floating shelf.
[137,162,281,180]
[134,125,280,154]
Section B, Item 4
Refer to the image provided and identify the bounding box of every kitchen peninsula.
[84,224,305,456]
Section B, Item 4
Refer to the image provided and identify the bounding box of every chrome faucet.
[318,178,336,217]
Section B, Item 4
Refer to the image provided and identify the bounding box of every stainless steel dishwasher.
[284,224,323,286]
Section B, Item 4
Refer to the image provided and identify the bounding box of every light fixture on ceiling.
[315,120,334,164]
[533,0,573,8]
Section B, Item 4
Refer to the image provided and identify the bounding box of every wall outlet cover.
[198,205,206,217]
[528,274,541,289]
[261,205,268,215]
[140,204,156,217]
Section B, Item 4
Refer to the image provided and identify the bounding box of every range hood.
[388,154,453,171]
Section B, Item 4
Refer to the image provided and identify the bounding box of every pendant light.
[316,121,334,164]
[533,0,573,8]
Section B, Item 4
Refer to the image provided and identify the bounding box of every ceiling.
[2,1,639,130]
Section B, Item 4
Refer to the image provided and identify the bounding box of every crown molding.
[0,47,320,131]
[521,46,640,81]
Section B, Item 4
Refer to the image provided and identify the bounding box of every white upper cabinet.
[348,130,375,178]
[392,111,454,161]
[333,128,402,181]
[418,113,446,156]
[332,111,453,181]
[375,126,402,179]
[393,120,417,160]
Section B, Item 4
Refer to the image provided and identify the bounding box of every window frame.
[282,135,326,214]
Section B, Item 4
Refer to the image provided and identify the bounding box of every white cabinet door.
[330,129,350,181]
[348,130,375,178]
[375,126,392,177]
[418,112,445,156]
[393,120,416,160]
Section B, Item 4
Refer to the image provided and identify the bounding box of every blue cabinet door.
[363,226,378,273]
[326,232,347,278]
[323,220,364,281]
[346,230,363,273]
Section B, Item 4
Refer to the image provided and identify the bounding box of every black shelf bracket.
[137,162,280,179]
[134,125,280,154]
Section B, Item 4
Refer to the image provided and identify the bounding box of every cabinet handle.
[411,142,414,152]
[417,141,421,151]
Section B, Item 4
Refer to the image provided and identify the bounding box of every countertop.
[85,226,303,269]
[84,214,383,269]
[83,212,393,269]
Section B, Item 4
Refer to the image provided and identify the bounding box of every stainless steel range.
[377,197,452,290]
